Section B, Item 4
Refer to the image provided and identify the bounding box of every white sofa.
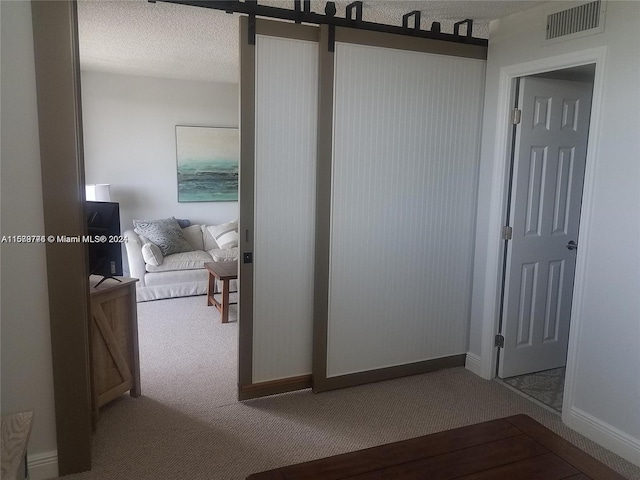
[124,223,238,302]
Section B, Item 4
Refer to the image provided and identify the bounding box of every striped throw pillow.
[207,222,238,250]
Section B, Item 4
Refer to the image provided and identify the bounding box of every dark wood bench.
[247,414,626,479]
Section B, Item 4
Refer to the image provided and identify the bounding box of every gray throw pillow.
[133,217,194,256]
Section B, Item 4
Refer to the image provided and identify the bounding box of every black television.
[86,201,123,286]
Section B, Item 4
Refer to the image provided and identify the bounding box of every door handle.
[566,241,578,251]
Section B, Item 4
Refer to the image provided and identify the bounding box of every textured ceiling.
[77,0,545,84]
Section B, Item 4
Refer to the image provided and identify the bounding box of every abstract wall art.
[176,126,239,202]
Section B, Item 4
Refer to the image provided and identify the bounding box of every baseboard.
[27,450,58,480]
[314,354,467,393]
[465,352,483,377]
[566,407,640,467]
[239,374,312,400]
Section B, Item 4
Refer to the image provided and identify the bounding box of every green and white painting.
[176,126,239,202]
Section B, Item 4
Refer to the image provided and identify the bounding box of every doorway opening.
[496,64,596,413]
[75,0,243,447]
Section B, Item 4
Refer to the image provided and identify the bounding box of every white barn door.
[314,31,486,389]
[239,20,318,398]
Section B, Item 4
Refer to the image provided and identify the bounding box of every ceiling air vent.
[545,0,606,44]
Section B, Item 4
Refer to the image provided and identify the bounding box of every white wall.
[81,71,239,272]
[1,2,59,478]
[470,0,640,464]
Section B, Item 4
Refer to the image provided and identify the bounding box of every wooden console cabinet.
[88,276,141,426]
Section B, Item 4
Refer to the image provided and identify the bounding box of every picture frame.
[176,125,239,202]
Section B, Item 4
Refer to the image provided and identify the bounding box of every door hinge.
[501,225,513,240]
[511,108,522,125]
[495,334,505,348]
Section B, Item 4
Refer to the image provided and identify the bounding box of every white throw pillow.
[141,242,164,266]
[207,222,238,250]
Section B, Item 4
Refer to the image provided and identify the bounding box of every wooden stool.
[205,260,238,323]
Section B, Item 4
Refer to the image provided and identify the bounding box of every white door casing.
[499,77,593,378]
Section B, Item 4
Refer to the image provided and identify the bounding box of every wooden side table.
[89,276,141,428]
[205,261,238,323]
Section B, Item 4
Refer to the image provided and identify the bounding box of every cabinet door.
[90,279,140,414]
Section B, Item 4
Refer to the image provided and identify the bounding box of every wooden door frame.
[31,0,93,474]
[475,48,607,421]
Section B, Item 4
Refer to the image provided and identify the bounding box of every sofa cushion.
[142,269,208,289]
[207,222,238,249]
[208,247,238,262]
[182,224,204,251]
[141,242,164,266]
[145,250,213,273]
[133,217,194,256]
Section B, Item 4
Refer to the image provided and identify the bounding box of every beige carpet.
[59,296,640,480]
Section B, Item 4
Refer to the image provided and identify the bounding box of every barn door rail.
[149,0,488,47]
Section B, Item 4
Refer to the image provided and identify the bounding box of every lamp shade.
[86,184,111,202]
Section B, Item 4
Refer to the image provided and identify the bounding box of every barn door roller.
[402,11,421,31]
[293,0,311,23]
[346,1,363,22]
[454,19,474,38]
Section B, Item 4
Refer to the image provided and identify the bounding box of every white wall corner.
[27,451,58,480]
[464,352,483,377]
[565,407,640,468]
